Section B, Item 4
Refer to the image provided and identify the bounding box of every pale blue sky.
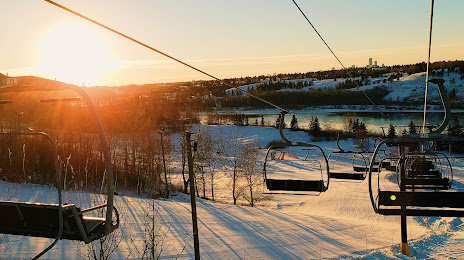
[1,0,463,85]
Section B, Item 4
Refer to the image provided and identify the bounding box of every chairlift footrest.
[378,208,464,217]
[403,178,450,190]
[378,191,464,208]
[329,172,366,180]
[354,166,379,172]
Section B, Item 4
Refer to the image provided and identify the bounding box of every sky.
[1,0,463,86]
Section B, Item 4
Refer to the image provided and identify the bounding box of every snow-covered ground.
[224,71,464,104]
[2,125,464,259]
[360,71,464,103]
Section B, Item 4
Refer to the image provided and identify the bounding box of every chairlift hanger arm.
[368,139,386,213]
[429,79,450,134]
[336,132,345,152]
[1,83,115,235]
[262,145,276,181]
[278,111,330,189]
[335,131,368,153]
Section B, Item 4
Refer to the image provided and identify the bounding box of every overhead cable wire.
[44,0,367,138]
[422,0,435,133]
[291,0,387,118]
[43,0,296,115]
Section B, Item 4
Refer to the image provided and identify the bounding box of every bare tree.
[223,131,246,205]
[129,198,190,260]
[193,126,214,199]
[208,129,226,201]
[238,138,264,207]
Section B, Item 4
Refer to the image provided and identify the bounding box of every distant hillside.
[2,76,158,101]
[13,76,72,91]
[3,60,463,107]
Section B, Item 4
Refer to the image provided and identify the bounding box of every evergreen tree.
[254,118,258,126]
[387,124,397,138]
[401,128,408,136]
[237,114,244,126]
[275,114,281,128]
[449,88,457,103]
[352,119,360,133]
[309,116,321,135]
[260,116,265,126]
[275,114,286,128]
[355,121,367,135]
[407,121,418,151]
[408,121,417,134]
[447,118,464,153]
[447,118,463,136]
[290,115,298,130]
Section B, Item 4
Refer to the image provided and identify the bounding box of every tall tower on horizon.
[369,58,373,66]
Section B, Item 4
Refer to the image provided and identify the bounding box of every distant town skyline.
[1,0,463,86]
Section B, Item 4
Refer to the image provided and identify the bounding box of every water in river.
[212,108,464,134]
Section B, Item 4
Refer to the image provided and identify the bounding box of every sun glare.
[39,24,118,86]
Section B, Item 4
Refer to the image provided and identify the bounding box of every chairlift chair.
[369,135,464,217]
[400,153,452,190]
[327,132,378,180]
[263,111,330,192]
[368,79,464,217]
[0,85,119,259]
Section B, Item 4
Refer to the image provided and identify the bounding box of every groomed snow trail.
[2,125,464,258]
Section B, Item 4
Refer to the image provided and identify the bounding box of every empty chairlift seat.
[403,159,450,190]
[327,132,377,180]
[263,111,330,193]
[368,133,464,218]
[266,179,326,192]
[0,201,119,244]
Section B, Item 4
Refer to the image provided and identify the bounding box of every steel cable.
[44,0,374,138]
[291,0,387,118]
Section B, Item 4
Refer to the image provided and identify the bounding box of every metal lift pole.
[186,132,200,260]
[399,145,410,256]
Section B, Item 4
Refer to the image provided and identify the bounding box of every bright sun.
[40,24,117,86]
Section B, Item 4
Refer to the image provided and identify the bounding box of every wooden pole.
[399,145,410,256]
[161,130,169,198]
[186,132,200,260]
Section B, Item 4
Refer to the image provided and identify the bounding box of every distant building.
[0,73,17,87]
[215,98,222,111]
[367,58,380,69]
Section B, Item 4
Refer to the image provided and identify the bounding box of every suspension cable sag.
[44,0,371,138]
[291,0,387,118]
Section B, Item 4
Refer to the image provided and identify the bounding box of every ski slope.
[1,125,464,259]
